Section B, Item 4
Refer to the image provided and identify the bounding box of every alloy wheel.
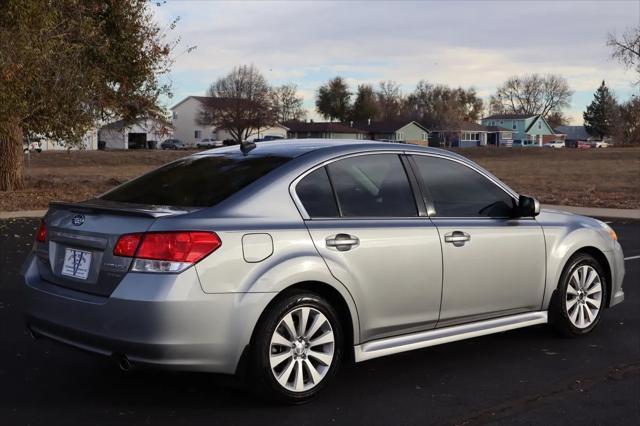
[269,306,335,392]
[565,265,602,329]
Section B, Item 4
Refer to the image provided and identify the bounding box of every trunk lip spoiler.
[48,200,199,218]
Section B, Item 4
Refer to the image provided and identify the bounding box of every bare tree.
[546,110,569,130]
[405,81,483,128]
[270,84,306,122]
[491,74,573,118]
[376,81,404,120]
[201,64,274,143]
[608,27,640,85]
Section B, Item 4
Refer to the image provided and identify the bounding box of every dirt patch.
[1,147,639,211]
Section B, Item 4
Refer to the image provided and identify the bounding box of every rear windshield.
[100,154,291,207]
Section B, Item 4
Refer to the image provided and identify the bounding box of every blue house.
[481,114,557,146]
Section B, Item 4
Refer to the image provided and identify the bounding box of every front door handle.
[444,231,470,246]
[326,234,360,251]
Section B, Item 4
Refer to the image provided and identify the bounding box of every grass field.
[1,146,638,211]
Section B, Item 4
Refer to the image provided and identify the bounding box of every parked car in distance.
[160,139,186,150]
[594,141,609,148]
[254,135,285,142]
[578,141,592,149]
[543,141,565,149]
[23,140,625,404]
[23,140,42,153]
[196,138,224,149]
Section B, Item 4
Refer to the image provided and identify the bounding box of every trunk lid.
[35,200,196,296]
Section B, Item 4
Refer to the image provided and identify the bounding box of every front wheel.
[249,291,343,404]
[551,253,607,336]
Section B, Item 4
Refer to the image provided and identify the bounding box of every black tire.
[550,253,608,337]
[248,290,343,404]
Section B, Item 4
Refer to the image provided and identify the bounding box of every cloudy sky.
[154,0,640,124]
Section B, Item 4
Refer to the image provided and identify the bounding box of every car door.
[409,154,546,327]
[293,153,443,342]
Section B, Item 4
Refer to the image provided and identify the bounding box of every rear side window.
[412,155,515,217]
[296,168,339,218]
[327,154,417,217]
[101,154,291,207]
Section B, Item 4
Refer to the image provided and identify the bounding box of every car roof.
[191,139,465,161]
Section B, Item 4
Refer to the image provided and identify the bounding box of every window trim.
[290,151,422,220]
[405,152,519,219]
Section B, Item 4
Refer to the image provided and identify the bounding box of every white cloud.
[153,0,640,124]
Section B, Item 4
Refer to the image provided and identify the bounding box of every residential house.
[98,118,172,149]
[31,128,99,151]
[429,121,490,148]
[351,120,429,146]
[481,114,558,146]
[284,121,367,140]
[170,96,288,146]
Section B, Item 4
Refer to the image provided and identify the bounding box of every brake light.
[136,232,221,263]
[113,231,221,273]
[113,233,142,257]
[35,221,47,243]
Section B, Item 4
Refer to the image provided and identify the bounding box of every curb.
[0,210,47,220]
[1,206,638,220]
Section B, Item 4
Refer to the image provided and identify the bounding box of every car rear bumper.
[22,253,274,374]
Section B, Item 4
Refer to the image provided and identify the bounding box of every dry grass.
[1,147,638,211]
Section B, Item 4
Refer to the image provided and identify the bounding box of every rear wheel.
[249,291,343,404]
[551,253,607,336]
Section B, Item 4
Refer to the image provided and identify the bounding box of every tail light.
[113,231,221,273]
[35,221,47,243]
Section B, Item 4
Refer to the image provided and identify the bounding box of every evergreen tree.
[349,84,379,121]
[583,81,618,138]
[316,77,352,121]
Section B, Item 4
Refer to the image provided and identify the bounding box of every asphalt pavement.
[0,218,638,426]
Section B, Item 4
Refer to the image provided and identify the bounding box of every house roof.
[171,95,257,110]
[432,121,489,132]
[284,121,367,134]
[99,117,172,132]
[483,113,537,120]
[554,125,591,140]
[351,120,429,133]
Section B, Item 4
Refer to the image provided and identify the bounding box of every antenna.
[240,140,256,155]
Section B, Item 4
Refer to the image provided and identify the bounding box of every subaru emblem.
[71,214,85,226]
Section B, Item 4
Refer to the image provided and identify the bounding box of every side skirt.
[354,311,548,362]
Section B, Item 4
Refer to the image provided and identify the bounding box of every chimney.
[367,118,371,126]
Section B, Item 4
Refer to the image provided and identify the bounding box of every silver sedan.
[22,140,625,403]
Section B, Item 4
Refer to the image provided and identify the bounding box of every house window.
[538,121,542,130]
[194,130,202,139]
[172,111,178,119]
[512,122,517,130]
[422,132,428,141]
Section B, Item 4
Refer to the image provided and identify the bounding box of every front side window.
[327,154,417,217]
[412,155,515,218]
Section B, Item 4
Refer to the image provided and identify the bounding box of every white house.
[98,118,172,149]
[170,96,288,146]
[34,128,99,151]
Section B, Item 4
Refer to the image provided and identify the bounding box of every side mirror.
[516,195,540,217]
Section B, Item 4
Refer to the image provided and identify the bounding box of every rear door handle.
[326,234,360,251]
[444,231,470,246]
